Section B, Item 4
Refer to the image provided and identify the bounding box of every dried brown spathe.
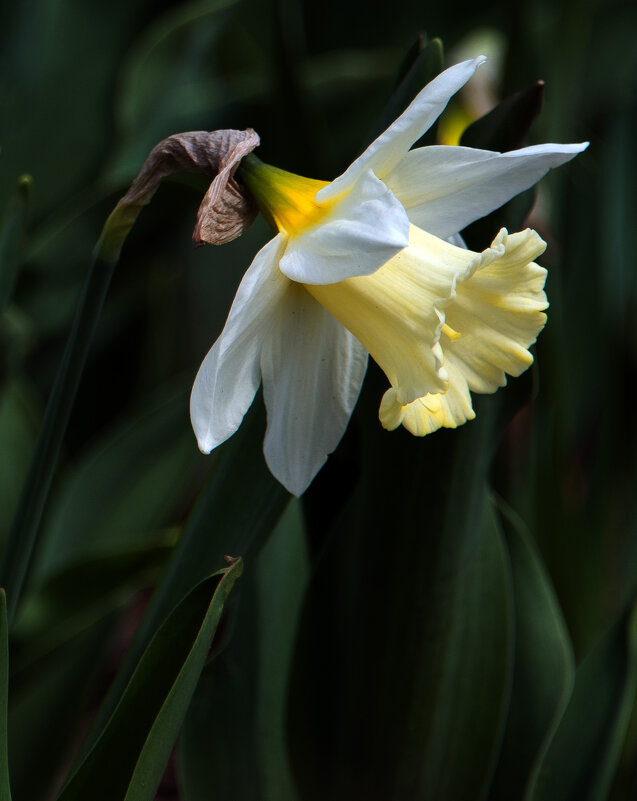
[116,128,260,246]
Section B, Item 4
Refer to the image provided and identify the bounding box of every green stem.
[0,202,140,623]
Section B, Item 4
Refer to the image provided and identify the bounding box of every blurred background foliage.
[0,0,636,798]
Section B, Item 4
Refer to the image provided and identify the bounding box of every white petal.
[260,285,368,495]
[316,56,487,203]
[279,170,409,284]
[385,142,589,239]
[190,234,289,452]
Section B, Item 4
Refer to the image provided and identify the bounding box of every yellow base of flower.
[239,156,331,235]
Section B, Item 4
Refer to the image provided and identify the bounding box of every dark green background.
[1,0,636,798]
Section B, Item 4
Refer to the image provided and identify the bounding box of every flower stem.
[0,203,140,623]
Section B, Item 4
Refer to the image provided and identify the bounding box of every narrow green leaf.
[57,558,243,801]
[487,499,575,801]
[0,248,119,622]
[178,498,308,801]
[178,578,262,801]
[530,599,637,801]
[87,398,289,744]
[0,591,11,801]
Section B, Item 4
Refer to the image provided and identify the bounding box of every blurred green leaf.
[0,235,126,622]
[0,591,11,801]
[290,370,514,801]
[8,610,116,801]
[86,398,289,748]
[32,384,199,584]
[106,0,241,188]
[255,499,308,801]
[296,47,399,175]
[487,499,575,800]
[179,498,308,801]
[57,558,243,801]
[409,495,513,801]
[599,110,636,334]
[14,536,173,674]
[530,599,637,801]
[0,0,148,216]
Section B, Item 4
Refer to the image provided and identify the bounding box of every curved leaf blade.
[57,558,243,801]
[178,498,308,801]
[290,374,514,801]
[85,399,289,744]
[487,499,575,800]
[529,599,637,801]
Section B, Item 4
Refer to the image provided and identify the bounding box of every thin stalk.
[0,203,138,623]
[0,128,260,623]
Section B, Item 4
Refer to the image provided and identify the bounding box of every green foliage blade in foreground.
[178,498,309,801]
[488,500,575,800]
[410,494,513,801]
[87,399,289,744]
[56,558,243,801]
[529,599,637,801]
[0,591,11,801]
[289,376,513,801]
[0,248,119,622]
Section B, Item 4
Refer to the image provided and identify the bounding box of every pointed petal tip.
[282,477,309,498]
[264,451,314,497]
[190,412,215,453]
[453,54,487,72]
[195,435,213,455]
[551,141,589,154]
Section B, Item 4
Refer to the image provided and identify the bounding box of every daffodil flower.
[190,56,587,495]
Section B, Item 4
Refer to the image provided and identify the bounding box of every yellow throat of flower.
[239,154,331,236]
